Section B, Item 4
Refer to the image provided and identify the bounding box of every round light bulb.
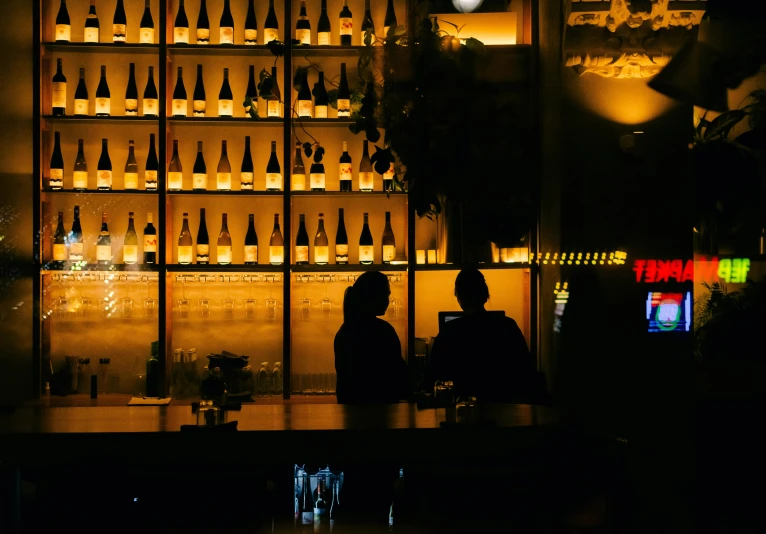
[451,0,483,13]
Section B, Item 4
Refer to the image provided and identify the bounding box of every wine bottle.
[125,63,138,116]
[96,212,112,266]
[53,211,68,264]
[329,478,341,531]
[178,212,193,265]
[300,472,314,526]
[244,213,258,264]
[245,65,258,113]
[197,0,210,44]
[297,69,312,118]
[219,0,234,44]
[124,140,138,189]
[384,0,397,37]
[313,477,328,529]
[389,468,405,529]
[295,214,309,265]
[124,212,138,264]
[113,0,127,43]
[383,163,395,191]
[72,68,88,116]
[318,0,331,45]
[73,139,88,190]
[359,140,373,191]
[314,71,328,118]
[267,66,281,118]
[362,0,375,42]
[192,64,206,117]
[339,0,353,46]
[218,68,233,116]
[145,133,158,190]
[193,141,207,191]
[359,212,373,264]
[296,0,311,45]
[337,63,350,117]
[269,213,284,265]
[143,213,157,264]
[69,205,84,262]
[264,0,279,43]
[241,136,254,190]
[382,212,395,263]
[140,0,154,44]
[174,0,189,44]
[172,66,187,117]
[217,213,232,265]
[309,156,325,191]
[197,208,209,263]
[83,0,99,43]
[97,138,112,190]
[266,140,282,190]
[314,214,329,265]
[95,65,110,116]
[336,208,348,264]
[143,66,158,116]
[292,142,306,191]
[245,0,257,44]
[168,139,183,190]
[217,140,232,190]
[51,58,66,117]
[55,0,71,42]
[50,131,64,190]
[339,141,352,192]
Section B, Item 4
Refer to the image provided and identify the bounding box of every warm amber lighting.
[431,12,517,45]
[427,250,437,264]
[571,77,677,125]
[416,250,426,265]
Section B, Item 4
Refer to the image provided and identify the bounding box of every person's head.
[343,271,391,322]
[454,268,490,312]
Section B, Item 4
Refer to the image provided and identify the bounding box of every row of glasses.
[47,274,157,320]
[174,275,280,320]
[291,373,337,395]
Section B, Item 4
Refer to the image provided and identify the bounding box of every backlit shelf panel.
[166,264,284,273]
[41,188,159,195]
[41,263,160,273]
[167,190,283,196]
[41,115,159,124]
[167,44,273,56]
[291,264,408,273]
[167,117,282,125]
[413,263,529,271]
[42,42,160,54]
[290,191,406,197]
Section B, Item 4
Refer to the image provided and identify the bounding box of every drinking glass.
[54,276,68,317]
[198,280,210,319]
[304,373,315,395]
[387,298,401,320]
[177,278,189,318]
[299,297,312,320]
[143,278,157,319]
[79,276,95,318]
[121,297,134,319]
[245,299,257,319]
[223,298,235,320]
[266,298,278,320]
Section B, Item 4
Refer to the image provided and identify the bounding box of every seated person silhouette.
[334,271,409,404]
[427,268,539,402]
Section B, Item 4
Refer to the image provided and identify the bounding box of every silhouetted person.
[426,268,537,402]
[334,271,408,404]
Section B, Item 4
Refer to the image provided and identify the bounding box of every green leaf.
[366,126,381,143]
[464,37,486,55]
[242,95,260,119]
[303,142,313,158]
[313,145,325,163]
[293,66,308,92]
[267,39,286,57]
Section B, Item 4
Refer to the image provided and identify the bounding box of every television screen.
[646,291,691,332]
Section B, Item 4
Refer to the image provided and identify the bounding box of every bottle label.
[218,100,233,116]
[140,28,155,44]
[267,100,281,118]
[178,245,193,264]
[359,171,374,190]
[172,99,187,116]
[314,507,328,516]
[52,82,66,109]
[240,172,254,188]
[296,29,311,45]
[339,163,352,182]
[95,97,110,115]
[124,172,139,189]
[53,244,68,261]
[196,244,209,262]
[113,24,127,41]
[389,516,394,527]
[383,245,395,262]
[244,245,258,263]
[168,171,183,190]
[97,245,112,262]
[74,98,89,115]
[197,29,210,44]
[359,245,374,263]
[69,242,84,259]
[97,170,112,189]
[314,246,329,264]
[144,170,157,189]
[143,235,157,252]
[193,100,206,116]
[73,171,88,189]
[336,244,349,262]
[337,99,351,117]
[309,173,325,190]
[220,27,234,44]
[314,105,328,119]
[340,18,353,36]
[292,173,306,191]
[263,28,279,43]
[123,245,138,264]
[49,168,63,188]
[193,173,208,190]
[302,512,314,525]
[245,29,257,44]
[143,98,158,116]
[83,27,98,43]
[295,246,308,263]
[266,173,282,190]
[318,32,331,45]
[297,100,313,118]
[217,173,232,190]
[55,24,71,42]
[174,27,189,44]
[125,99,138,115]
[217,246,232,264]
[270,245,284,264]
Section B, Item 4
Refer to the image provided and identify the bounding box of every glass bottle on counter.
[314,476,329,529]
[329,477,341,532]
[300,469,314,527]
[272,362,283,396]
[178,213,193,265]
[146,341,160,398]
[257,362,271,397]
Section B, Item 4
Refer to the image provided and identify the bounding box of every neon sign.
[646,291,691,333]
[632,258,750,284]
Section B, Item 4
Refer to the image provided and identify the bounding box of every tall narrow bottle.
[73,68,88,115]
[124,140,138,189]
[217,213,232,265]
[69,205,84,262]
[143,66,158,116]
[52,58,66,117]
[329,478,341,531]
[362,0,375,41]
[168,140,183,190]
[193,64,206,117]
[143,213,157,264]
[53,211,68,265]
[124,212,138,264]
[172,67,187,117]
[174,0,189,43]
[193,141,207,190]
[139,0,155,44]
[96,212,112,266]
[220,0,234,44]
[197,0,210,44]
[314,477,328,529]
[145,133,158,190]
[384,0,398,37]
[295,214,309,265]
[359,212,374,264]
[113,0,127,43]
[314,214,329,265]
[296,0,311,45]
[197,208,209,263]
[292,142,306,191]
[297,69,312,118]
[245,0,257,44]
[300,473,314,527]
[337,63,350,117]
[125,63,138,116]
[382,212,395,263]
[83,0,99,43]
[359,140,374,191]
[95,65,111,116]
[217,140,232,190]
[310,155,325,191]
[245,65,258,113]
[56,0,71,42]
[97,138,112,190]
[266,141,282,191]
[314,72,328,118]
[269,214,284,265]
[339,0,353,46]
[264,0,279,43]
[241,136,254,190]
[73,139,88,190]
[318,0,331,45]
[218,68,233,116]
[335,208,348,264]
[339,141,352,192]
[178,213,193,265]
[244,214,258,264]
[267,66,281,118]
[50,131,64,190]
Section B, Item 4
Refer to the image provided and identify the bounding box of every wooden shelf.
[42,42,160,54]
[166,44,274,56]
[167,117,282,125]
[413,263,529,271]
[41,263,160,273]
[41,115,159,124]
[290,190,405,197]
[41,188,159,195]
[166,264,284,273]
[293,118,356,126]
[292,45,377,57]
[167,190,283,196]
[291,264,408,273]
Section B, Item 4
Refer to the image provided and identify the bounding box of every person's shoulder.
[372,317,398,334]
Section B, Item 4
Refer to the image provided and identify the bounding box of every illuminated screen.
[646,291,691,333]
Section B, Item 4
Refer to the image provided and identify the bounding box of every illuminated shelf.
[167,44,273,56]
[42,42,160,54]
[292,45,377,57]
[167,190,283,196]
[167,117,282,125]
[41,263,160,273]
[294,119,356,126]
[41,115,159,124]
[291,191,406,197]
[166,264,284,273]
[41,188,159,195]
[291,264,408,273]
[413,263,529,271]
